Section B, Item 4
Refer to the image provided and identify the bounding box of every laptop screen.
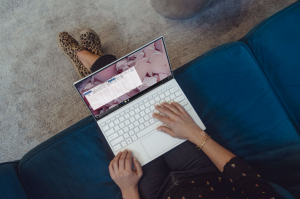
[74,37,172,120]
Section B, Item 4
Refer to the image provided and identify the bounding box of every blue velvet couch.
[1,1,300,198]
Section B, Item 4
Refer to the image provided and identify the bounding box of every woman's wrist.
[188,128,207,145]
[121,187,140,199]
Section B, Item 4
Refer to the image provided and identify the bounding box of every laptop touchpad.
[141,130,182,158]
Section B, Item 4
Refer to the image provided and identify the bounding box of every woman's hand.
[109,149,143,199]
[153,102,237,172]
[152,102,206,143]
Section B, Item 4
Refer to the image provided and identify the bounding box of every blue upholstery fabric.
[0,161,29,199]
[175,42,300,196]
[244,1,300,134]
[19,116,122,199]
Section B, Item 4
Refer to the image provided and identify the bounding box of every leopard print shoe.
[57,31,91,78]
[79,29,104,57]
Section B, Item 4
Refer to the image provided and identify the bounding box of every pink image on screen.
[75,38,171,117]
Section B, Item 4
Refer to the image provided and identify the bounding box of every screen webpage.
[75,38,172,119]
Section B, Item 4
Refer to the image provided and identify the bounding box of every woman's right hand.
[152,102,206,143]
[109,150,143,199]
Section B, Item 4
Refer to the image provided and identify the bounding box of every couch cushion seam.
[233,44,300,137]
[238,45,300,136]
[0,160,30,198]
[249,56,300,135]
[0,161,20,166]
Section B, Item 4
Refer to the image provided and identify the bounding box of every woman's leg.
[163,141,219,175]
[138,156,170,199]
[56,32,92,78]
[77,50,118,73]
[77,50,100,71]
[139,142,219,199]
[146,141,220,198]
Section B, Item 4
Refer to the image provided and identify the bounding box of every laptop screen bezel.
[73,36,174,121]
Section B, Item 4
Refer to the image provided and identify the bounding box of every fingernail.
[155,105,160,108]
[133,157,137,161]
[157,128,161,131]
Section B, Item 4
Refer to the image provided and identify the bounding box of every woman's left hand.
[109,149,143,199]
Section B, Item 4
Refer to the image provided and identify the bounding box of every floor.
[0,0,297,162]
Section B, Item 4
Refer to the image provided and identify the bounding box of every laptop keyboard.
[100,84,192,152]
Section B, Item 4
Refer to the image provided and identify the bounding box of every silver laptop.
[74,37,205,166]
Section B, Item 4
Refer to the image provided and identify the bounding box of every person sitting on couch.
[57,29,284,199]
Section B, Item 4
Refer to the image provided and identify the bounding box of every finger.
[133,157,143,177]
[152,113,172,125]
[171,102,188,116]
[125,150,133,172]
[161,102,181,115]
[155,104,176,118]
[109,161,115,178]
[157,126,176,137]
[109,160,114,172]
[112,152,122,171]
[119,149,128,171]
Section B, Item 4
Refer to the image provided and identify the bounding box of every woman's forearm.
[190,131,236,172]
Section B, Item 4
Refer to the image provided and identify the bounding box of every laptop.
[74,37,206,166]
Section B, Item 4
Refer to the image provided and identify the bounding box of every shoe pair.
[57,29,103,78]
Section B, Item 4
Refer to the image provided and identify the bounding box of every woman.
[57,29,284,199]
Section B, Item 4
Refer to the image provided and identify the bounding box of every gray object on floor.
[151,0,212,19]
